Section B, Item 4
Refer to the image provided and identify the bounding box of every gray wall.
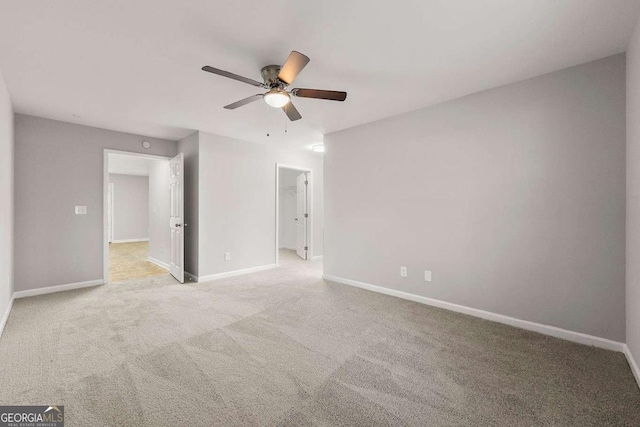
[627,21,640,368]
[0,70,13,325]
[14,115,177,291]
[178,132,199,278]
[109,174,149,242]
[198,131,323,277]
[148,159,171,265]
[324,54,626,342]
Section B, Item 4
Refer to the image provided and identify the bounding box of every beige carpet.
[1,250,639,426]
[109,241,168,282]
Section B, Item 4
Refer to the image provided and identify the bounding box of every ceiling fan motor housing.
[261,65,283,87]
[201,50,346,122]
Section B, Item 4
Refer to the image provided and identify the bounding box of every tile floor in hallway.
[109,241,168,282]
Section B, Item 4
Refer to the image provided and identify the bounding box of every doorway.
[276,163,313,266]
[103,150,184,283]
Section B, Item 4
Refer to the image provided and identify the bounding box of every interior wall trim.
[322,274,625,353]
[193,264,277,283]
[624,345,640,389]
[111,238,149,244]
[147,256,169,270]
[13,279,104,299]
[0,297,14,338]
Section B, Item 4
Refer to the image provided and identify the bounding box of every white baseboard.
[184,272,198,283]
[0,297,14,338]
[13,279,104,299]
[322,274,625,353]
[279,246,297,251]
[111,238,149,244]
[197,264,277,283]
[147,256,169,270]
[312,255,324,261]
[624,345,640,389]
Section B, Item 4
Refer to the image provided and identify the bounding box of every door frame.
[107,183,115,243]
[103,149,172,284]
[275,163,313,266]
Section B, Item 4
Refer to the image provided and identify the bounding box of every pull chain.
[266,105,270,137]
[284,114,288,134]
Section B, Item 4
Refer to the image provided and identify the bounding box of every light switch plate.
[224,252,231,261]
[75,205,87,215]
[424,270,432,282]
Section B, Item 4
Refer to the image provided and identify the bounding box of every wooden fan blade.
[202,66,265,88]
[292,88,347,101]
[224,94,263,109]
[278,51,310,85]
[282,102,302,121]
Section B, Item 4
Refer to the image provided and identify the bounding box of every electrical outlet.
[224,252,231,261]
[424,270,432,282]
[400,266,407,277]
[74,205,87,215]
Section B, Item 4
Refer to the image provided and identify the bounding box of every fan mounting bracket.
[261,65,283,87]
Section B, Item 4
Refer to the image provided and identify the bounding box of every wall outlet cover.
[224,252,231,261]
[425,270,432,282]
[400,266,407,277]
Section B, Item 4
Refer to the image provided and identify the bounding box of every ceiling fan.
[201,51,347,121]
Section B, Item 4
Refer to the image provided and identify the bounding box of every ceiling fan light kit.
[264,88,290,108]
[202,50,347,122]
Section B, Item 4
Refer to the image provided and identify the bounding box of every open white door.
[169,153,184,283]
[296,173,308,260]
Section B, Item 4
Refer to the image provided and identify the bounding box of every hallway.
[109,241,168,282]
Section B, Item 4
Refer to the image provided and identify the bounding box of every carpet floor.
[0,250,639,426]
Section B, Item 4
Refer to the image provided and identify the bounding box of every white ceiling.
[108,153,154,176]
[0,1,639,151]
